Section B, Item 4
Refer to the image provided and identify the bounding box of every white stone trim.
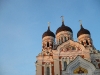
[78,34,91,40]
[64,56,96,75]
[43,36,54,41]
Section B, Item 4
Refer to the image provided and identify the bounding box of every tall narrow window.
[46,67,50,75]
[61,37,63,43]
[86,40,89,45]
[64,61,67,70]
[47,42,49,47]
[59,39,60,44]
[64,37,66,42]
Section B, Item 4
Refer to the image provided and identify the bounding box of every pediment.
[57,40,85,52]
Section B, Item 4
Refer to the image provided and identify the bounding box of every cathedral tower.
[77,23,92,47]
[56,16,73,45]
[42,23,55,50]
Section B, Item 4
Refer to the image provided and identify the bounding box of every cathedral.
[35,17,100,75]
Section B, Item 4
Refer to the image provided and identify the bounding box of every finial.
[79,20,83,28]
[48,22,50,30]
[61,16,64,25]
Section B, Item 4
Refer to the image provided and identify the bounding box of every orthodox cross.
[48,22,51,28]
[61,16,64,22]
[79,20,82,25]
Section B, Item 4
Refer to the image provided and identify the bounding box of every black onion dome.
[42,26,55,38]
[56,22,73,34]
[77,25,90,37]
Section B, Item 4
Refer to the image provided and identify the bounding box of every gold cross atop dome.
[48,22,50,28]
[61,16,64,22]
[79,20,83,28]
[79,20,82,25]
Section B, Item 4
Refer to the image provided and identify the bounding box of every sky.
[0,0,100,75]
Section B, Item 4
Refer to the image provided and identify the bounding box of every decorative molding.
[65,56,96,75]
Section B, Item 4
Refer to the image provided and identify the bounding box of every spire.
[48,22,50,31]
[61,16,64,25]
[79,20,83,29]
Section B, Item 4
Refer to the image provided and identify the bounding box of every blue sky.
[0,0,100,75]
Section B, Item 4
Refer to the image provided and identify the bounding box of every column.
[67,57,70,65]
[61,58,64,70]
[44,65,46,75]
[50,63,52,75]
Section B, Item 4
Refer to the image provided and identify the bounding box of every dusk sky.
[0,0,100,75]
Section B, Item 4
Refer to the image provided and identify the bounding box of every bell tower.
[77,21,93,47]
[36,23,55,75]
[42,22,55,51]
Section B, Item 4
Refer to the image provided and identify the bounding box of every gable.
[57,40,85,53]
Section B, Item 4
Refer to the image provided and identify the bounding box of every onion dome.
[42,26,55,38]
[77,24,90,37]
[56,21,73,34]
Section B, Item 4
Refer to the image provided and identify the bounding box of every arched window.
[86,40,89,45]
[46,67,50,75]
[61,37,63,43]
[64,37,66,42]
[47,42,49,47]
[64,61,67,70]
